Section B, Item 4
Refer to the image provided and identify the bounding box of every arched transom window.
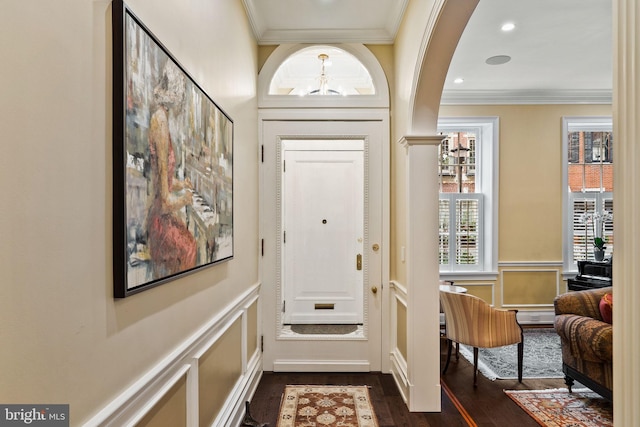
[269,45,375,96]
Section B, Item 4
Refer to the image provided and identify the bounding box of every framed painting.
[112,0,233,297]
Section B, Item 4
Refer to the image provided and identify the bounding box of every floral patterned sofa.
[554,286,613,401]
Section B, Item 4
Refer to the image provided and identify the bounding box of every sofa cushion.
[599,292,613,324]
[555,314,613,363]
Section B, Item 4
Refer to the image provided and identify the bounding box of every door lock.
[356,254,362,270]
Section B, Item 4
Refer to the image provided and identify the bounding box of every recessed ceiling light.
[501,22,515,32]
[486,55,511,65]
[454,78,464,84]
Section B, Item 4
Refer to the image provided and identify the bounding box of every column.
[399,135,443,411]
[613,0,640,424]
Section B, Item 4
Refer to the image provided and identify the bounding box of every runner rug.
[276,385,379,427]
[505,388,613,427]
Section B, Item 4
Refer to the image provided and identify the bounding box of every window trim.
[562,116,613,273]
[437,117,499,276]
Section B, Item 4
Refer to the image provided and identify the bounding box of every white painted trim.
[499,261,563,267]
[389,282,408,377]
[260,115,390,372]
[259,108,389,122]
[560,116,613,273]
[440,89,612,105]
[82,284,262,427]
[399,136,442,412]
[389,351,409,405]
[389,280,407,298]
[437,117,499,274]
[516,310,556,325]
[272,359,370,372]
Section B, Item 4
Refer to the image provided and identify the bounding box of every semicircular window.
[269,46,375,96]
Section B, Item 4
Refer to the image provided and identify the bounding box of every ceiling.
[243,0,612,104]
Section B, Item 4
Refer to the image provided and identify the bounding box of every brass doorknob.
[371,286,378,294]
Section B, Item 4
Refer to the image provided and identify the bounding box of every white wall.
[0,0,258,424]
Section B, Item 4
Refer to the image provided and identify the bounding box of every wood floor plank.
[247,333,567,426]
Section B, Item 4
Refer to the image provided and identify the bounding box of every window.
[269,46,374,96]
[563,117,614,271]
[437,118,498,275]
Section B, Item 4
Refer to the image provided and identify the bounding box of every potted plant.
[580,210,613,262]
[593,237,606,261]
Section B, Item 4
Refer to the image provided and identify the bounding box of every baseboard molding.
[273,359,370,372]
[83,283,263,427]
[516,310,556,325]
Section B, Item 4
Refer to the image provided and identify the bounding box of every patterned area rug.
[459,328,564,380]
[505,388,613,427]
[276,385,379,427]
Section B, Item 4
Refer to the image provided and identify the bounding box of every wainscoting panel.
[501,268,560,308]
[83,284,262,427]
[198,317,243,426]
[388,281,409,404]
[135,372,188,427]
[453,282,495,305]
[396,298,407,361]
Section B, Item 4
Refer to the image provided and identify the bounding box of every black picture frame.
[112,0,233,298]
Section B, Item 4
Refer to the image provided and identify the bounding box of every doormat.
[505,388,612,427]
[459,328,564,380]
[276,385,379,427]
[290,324,358,335]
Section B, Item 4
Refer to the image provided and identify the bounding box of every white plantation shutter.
[570,193,614,262]
[571,197,596,261]
[439,199,450,265]
[439,194,482,270]
[455,198,480,265]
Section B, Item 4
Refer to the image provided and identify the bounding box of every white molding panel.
[83,284,262,427]
[388,280,409,405]
[500,268,561,309]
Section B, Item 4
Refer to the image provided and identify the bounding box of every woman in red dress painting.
[147,61,196,279]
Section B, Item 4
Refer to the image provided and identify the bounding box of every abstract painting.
[112,0,233,297]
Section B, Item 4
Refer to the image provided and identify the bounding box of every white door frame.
[258,108,390,372]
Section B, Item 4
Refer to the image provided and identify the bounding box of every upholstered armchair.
[554,286,613,401]
[440,290,524,386]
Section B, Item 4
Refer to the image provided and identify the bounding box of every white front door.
[282,141,364,324]
[260,117,388,372]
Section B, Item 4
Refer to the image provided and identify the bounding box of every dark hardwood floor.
[247,332,567,426]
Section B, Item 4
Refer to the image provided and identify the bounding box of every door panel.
[260,118,387,372]
[283,148,364,324]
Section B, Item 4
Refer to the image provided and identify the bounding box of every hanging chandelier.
[308,53,341,95]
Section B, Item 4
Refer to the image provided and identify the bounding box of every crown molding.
[440,89,612,105]
[256,28,395,45]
